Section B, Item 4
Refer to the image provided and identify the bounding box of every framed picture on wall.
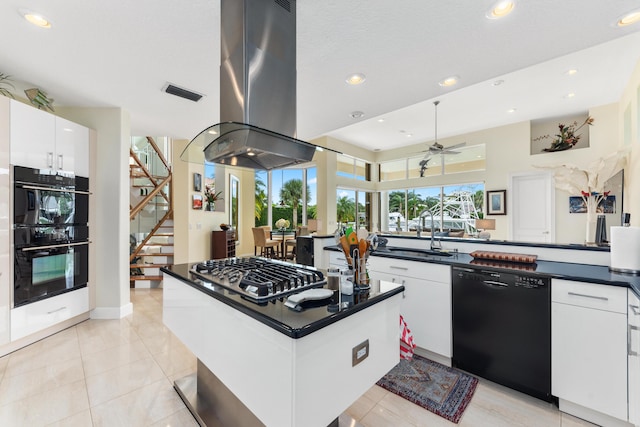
[193,173,202,192]
[487,190,507,215]
[192,194,203,209]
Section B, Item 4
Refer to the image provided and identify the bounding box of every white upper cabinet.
[55,116,89,177]
[9,100,89,177]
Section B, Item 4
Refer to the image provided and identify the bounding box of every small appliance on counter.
[610,224,640,274]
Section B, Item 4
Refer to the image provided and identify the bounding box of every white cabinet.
[368,256,451,357]
[0,97,9,346]
[9,100,89,176]
[629,289,640,426]
[11,287,89,341]
[551,279,628,422]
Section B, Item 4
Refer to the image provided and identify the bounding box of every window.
[336,188,375,231]
[255,167,317,229]
[337,154,369,181]
[381,144,486,180]
[382,182,484,234]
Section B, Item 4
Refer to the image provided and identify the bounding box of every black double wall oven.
[13,166,89,307]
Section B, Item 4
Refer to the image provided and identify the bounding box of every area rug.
[376,354,478,423]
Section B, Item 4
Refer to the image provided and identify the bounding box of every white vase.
[585,196,598,244]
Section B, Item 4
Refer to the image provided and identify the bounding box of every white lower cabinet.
[369,256,451,357]
[551,279,628,423]
[11,287,89,341]
[629,289,640,426]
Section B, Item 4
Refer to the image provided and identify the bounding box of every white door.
[510,172,554,243]
[55,116,89,176]
[10,99,56,169]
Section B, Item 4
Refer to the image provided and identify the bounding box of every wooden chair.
[284,226,308,260]
[252,227,280,258]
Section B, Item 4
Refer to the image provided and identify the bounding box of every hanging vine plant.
[0,73,15,98]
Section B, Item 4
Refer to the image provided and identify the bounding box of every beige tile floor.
[0,288,596,426]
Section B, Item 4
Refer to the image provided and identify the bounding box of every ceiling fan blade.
[440,149,461,155]
[446,142,466,150]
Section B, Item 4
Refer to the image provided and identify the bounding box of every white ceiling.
[1,0,639,154]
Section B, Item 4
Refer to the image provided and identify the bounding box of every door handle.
[47,152,54,168]
[483,280,508,287]
[390,266,409,271]
[567,292,608,301]
[629,324,639,357]
[57,154,63,170]
[542,231,550,234]
[630,305,640,316]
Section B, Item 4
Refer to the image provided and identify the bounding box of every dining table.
[270,229,297,260]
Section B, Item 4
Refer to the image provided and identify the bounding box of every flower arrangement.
[204,185,222,204]
[275,218,290,230]
[0,73,15,98]
[534,116,594,152]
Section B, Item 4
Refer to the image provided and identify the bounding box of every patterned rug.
[376,354,478,424]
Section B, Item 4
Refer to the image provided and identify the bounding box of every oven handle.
[21,241,90,252]
[15,183,91,195]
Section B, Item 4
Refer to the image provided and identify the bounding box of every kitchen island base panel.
[174,362,349,427]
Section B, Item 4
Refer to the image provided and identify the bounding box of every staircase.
[129,136,173,288]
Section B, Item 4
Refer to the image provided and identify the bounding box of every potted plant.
[0,73,15,98]
[204,185,223,211]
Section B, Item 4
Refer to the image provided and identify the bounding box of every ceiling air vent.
[163,83,203,102]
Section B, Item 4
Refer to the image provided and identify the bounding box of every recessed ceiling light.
[492,79,505,86]
[564,92,576,99]
[565,68,578,76]
[507,108,517,113]
[350,111,364,119]
[486,1,515,19]
[345,73,366,85]
[406,133,413,138]
[377,118,385,123]
[20,9,52,28]
[438,76,459,87]
[617,10,640,27]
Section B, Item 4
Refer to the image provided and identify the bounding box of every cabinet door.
[630,290,640,426]
[55,117,89,176]
[402,276,451,357]
[10,100,55,169]
[552,301,627,420]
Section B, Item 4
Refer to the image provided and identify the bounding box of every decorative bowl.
[219,224,230,231]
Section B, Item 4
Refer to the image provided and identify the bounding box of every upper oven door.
[14,171,89,226]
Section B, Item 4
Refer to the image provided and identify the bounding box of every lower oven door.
[14,241,89,307]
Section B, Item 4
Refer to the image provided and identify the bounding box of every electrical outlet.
[352,339,369,366]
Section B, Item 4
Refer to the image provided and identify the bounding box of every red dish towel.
[399,315,416,360]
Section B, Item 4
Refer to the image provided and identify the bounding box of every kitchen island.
[161,262,404,427]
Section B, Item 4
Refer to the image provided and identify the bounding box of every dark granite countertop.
[324,245,640,297]
[161,263,404,339]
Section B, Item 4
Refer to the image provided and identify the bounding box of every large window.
[255,167,317,229]
[383,182,484,234]
[337,154,369,181]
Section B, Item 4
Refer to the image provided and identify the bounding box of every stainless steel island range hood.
[181,0,326,170]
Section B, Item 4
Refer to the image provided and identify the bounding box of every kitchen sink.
[384,247,453,257]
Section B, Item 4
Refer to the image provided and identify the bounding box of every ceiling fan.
[419,100,466,177]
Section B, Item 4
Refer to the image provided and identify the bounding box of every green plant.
[0,73,15,98]
[534,116,594,152]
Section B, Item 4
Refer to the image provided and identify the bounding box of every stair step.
[137,252,174,257]
[130,275,163,281]
[130,264,168,268]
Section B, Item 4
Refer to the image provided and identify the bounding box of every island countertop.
[161,263,404,339]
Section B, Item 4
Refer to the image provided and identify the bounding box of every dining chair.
[252,227,280,258]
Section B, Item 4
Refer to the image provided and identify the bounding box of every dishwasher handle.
[483,280,509,288]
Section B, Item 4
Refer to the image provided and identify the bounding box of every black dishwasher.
[452,266,552,402]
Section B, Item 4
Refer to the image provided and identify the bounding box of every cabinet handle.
[629,324,639,357]
[47,306,67,315]
[57,154,63,170]
[47,152,54,168]
[567,292,608,301]
[631,305,640,316]
[390,266,409,271]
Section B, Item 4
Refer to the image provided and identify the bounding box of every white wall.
[57,107,132,318]
[619,58,640,225]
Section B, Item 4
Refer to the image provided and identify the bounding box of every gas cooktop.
[191,257,326,303]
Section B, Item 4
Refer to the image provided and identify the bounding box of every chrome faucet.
[418,209,441,251]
